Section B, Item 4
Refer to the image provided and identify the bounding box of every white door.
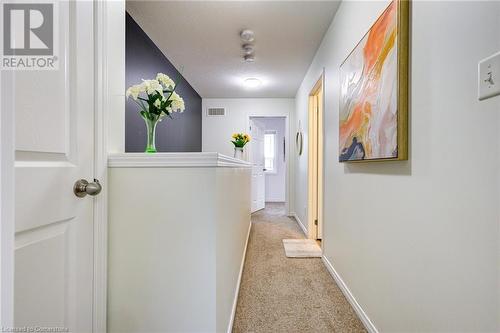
[13,2,95,331]
[250,118,265,212]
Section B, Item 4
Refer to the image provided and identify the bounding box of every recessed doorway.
[249,116,288,213]
[308,74,324,240]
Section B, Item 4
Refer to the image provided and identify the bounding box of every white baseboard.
[226,222,252,333]
[321,255,378,333]
[291,212,307,236]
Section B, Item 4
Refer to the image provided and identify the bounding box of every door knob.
[74,179,102,198]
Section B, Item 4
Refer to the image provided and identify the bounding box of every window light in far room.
[264,132,276,172]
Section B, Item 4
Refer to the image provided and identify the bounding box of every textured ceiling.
[126,1,340,98]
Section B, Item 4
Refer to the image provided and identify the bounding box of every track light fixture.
[244,54,255,62]
[240,29,255,43]
[240,30,256,62]
[242,44,254,55]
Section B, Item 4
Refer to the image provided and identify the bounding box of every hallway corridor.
[233,203,366,332]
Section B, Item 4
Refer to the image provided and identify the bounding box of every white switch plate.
[478,51,500,100]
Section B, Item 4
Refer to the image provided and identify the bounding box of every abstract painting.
[339,0,408,162]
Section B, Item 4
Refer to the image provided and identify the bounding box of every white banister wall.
[107,153,251,333]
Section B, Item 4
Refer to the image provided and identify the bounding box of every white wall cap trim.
[108,152,252,168]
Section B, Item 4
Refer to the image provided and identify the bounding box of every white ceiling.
[126,1,340,98]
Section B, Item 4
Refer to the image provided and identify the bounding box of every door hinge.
[314,219,318,226]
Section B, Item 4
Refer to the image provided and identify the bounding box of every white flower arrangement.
[126,73,185,122]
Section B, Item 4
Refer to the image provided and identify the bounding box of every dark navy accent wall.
[126,13,202,152]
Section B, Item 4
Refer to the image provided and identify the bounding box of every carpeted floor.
[232,203,366,333]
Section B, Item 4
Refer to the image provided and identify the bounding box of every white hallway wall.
[294,1,500,332]
[203,98,294,210]
[202,99,293,157]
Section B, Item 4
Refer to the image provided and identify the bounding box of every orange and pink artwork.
[339,0,401,162]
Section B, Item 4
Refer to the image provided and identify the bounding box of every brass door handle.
[74,179,102,198]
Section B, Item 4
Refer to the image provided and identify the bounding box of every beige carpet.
[232,203,366,333]
[283,239,322,258]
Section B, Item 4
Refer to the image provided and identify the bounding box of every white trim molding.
[0,63,15,328]
[226,222,252,333]
[108,153,252,168]
[94,0,127,331]
[93,2,107,331]
[322,255,379,333]
[291,213,307,236]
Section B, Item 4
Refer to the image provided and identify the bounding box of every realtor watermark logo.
[0,1,59,70]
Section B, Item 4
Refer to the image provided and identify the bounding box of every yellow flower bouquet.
[231,133,251,148]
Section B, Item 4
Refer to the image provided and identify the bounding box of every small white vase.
[234,147,244,160]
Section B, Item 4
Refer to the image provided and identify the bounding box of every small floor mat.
[282,239,322,258]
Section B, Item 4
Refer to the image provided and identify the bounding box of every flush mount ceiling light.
[244,78,262,88]
[240,29,255,43]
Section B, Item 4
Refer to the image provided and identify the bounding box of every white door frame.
[93,1,109,332]
[0,66,15,329]
[247,115,290,214]
[0,1,118,330]
[94,0,126,331]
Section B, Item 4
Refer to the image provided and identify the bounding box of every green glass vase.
[143,117,159,153]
